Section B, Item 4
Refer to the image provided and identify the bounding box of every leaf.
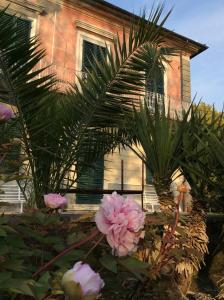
[53,250,84,269]
[0,245,9,256]
[51,289,64,295]
[32,272,51,300]
[8,279,35,297]
[0,272,12,285]
[118,256,150,281]
[119,257,150,271]
[33,211,46,225]
[99,255,118,273]
[0,228,7,237]
[1,259,25,272]
[0,216,9,224]
[6,235,26,248]
[67,232,78,245]
[2,225,17,234]
[38,271,51,285]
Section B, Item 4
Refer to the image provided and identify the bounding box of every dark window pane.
[0,14,31,102]
[76,158,104,204]
[82,40,106,72]
[3,13,31,44]
[146,68,164,95]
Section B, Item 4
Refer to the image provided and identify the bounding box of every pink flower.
[44,193,67,209]
[62,261,104,299]
[0,103,14,121]
[95,192,145,256]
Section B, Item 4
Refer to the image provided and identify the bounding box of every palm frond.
[180,104,224,208]
[131,98,191,194]
[0,6,176,208]
[67,5,175,128]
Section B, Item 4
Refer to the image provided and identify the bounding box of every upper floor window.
[145,68,164,112]
[82,40,106,73]
[3,13,31,44]
[0,14,31,102]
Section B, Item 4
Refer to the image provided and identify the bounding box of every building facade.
[0,0,207,211]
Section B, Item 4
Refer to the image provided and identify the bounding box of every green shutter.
[3,13,31,44]
[146,166,153,184]
[82,40,106,72]
[76,40,106,204]
[146,68,164,95]
[76,158,104,204]
[0,14,31,102]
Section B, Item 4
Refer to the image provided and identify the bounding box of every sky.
[107,0,224,110]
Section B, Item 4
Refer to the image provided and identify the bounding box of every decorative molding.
[76,20,115,40]
[4,0,45,14]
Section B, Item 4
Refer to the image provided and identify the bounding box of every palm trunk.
[153,177,175,213]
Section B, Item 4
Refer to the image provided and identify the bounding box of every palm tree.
[180,104,224,210]
[0,6,173,208]
[130,100,191,208]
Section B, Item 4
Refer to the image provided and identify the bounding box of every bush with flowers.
[0,188,209,300]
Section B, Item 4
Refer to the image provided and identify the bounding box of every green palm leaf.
[131,99,191,195]
[0,6,176,208]
[67,5,175,128]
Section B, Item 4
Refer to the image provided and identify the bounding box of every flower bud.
[44,193,67,209]
[0,103,14,122]
[62,262,104,300]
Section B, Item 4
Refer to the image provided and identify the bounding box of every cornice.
[76,20,115,40]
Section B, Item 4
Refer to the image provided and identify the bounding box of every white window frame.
[144,62,168,113]
[76,30,112,77]
[68,29,112,211]
[0,8,37,38]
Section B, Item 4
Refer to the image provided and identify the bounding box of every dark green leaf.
[99,255,118,273]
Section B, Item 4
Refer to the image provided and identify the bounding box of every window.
[0,14,31,172]
[76,159,104,204]
[76,40,106,204]
[82,40,106,74]
[3,13,31,44]
[0,14,31,102]
[145,68,164,113]
[146,166,153,184]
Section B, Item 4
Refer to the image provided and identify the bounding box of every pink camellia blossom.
[62,261,104,299]
[95,192,145,257]
[0,103,14,121]
[44,193,67,209]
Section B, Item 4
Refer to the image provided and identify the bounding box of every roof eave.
[85,0,208,58]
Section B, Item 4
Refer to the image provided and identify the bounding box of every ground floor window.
[76,157,104,204]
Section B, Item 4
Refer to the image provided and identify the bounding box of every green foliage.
[131,100,191,195]
[180,104,224,211]
[0,5,175,208]
[195,101,224,125]
[0,211,90,299]
[0,209,211,300]
[132,99,224,211]
[0,211,150,299]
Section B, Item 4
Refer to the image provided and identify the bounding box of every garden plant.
[0,4,223,300]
